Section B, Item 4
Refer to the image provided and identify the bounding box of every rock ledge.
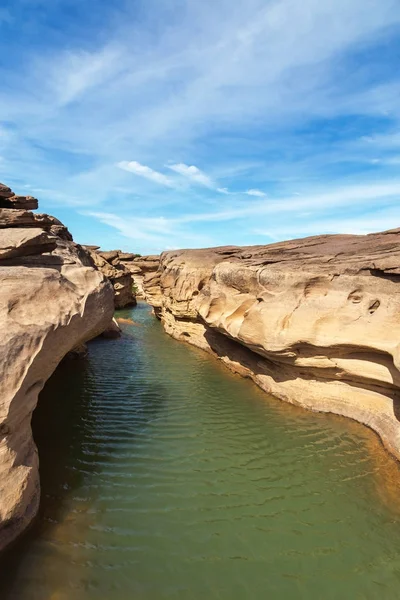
[0,183,114,552]
[143,230,400,460]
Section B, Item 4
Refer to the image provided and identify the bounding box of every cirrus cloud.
[246,189,266,197]
[167,163,214,188]
[118,160,174,187]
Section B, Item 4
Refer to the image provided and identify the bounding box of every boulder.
[102,317,122,339]
[0,195,38,210]
[98,250,120,262]
[118,252,139,261]
[0,210,72,240]
[0,209,49,228]
[0,228,57,260]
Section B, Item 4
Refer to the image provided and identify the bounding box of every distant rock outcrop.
[143,231,400,461]
[84,248,138,308]
[0,183,38,210]
[0,183,115,553]
[123,255,160,298]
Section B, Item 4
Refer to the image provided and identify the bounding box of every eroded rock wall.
[124,255,160,298]
[84,248,138,308]
[143,231,400,460]
[0,184,114,552]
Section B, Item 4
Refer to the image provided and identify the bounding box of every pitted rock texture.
[0,183,114,552]
[143,230,400,460]
[85,248,138,308]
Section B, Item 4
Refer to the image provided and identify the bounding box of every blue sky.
[1,0,400,254]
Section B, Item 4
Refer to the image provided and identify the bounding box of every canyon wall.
[0,183,115,552]
[143,230,400,460]
[82,248,158,306]
[84,247,137,308]
[123,254,160,298]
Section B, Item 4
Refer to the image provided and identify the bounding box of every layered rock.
[0,184,38,210]
[143,231,400,460]
[84,248,137,308]
[0,183,114,552]
[123,255,159,298]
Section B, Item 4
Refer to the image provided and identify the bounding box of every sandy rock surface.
[143,230,400,460]
[127,255,160,297]
[0,183,114,552]
[85,248,137,308]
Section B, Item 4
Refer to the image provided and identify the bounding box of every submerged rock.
[0,182,115,553]
[102,317,122,339]
[143,231,400,461]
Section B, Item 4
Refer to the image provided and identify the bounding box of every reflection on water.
[2,302,400,599]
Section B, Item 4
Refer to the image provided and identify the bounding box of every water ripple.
[2,302,400,599]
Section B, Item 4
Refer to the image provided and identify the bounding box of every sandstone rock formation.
[0,184,114,552]
[85,248,137,308]
[0,183,38,210]
[123,255,160,298]
[143,231,400,460]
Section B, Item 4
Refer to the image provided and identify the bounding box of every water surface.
[2,302,400,599]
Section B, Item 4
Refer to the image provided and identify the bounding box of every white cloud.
[2,0,400,252]
[118,161,174,187]
[369,156,400,166]
[47,46,122,107]
[84,210,214,252]
[245,189,266,197]
[84,178,400,252]
[14,167,400,253]
[172,179,400,224]
[85,212,173,242]
[167,163,214,187]
[360,132,400,148]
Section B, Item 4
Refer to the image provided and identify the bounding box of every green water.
[2,303,400,599]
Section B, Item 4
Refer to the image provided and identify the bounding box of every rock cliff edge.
[143,230,400,460]
[0,183,114,552]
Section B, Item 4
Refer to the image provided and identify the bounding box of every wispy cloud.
[117,161,174,187]
[172,180,400,224]
[84,210,214,249]
[167,163,214,188]
[245,189,266,197]
[48,46,122,107]
[253,207,400,239]
[1,0,400,252]
[85,178,400,252]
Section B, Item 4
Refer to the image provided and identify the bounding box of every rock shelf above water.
[0,182,114,553]
[142,230,400,461]
[83,248,138,308]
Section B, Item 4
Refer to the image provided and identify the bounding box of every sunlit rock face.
[0,183,114,553]
[143,230,400,460]
[124,255,160,298]
[84,248,138,308]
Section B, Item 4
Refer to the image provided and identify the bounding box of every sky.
[1,0,400,254]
